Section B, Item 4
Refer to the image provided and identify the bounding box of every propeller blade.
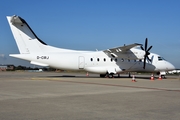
[145,38,148,51]
[143,56,146,69]
[140,46,144,51]
[141,38,152,69]
[147,56,152,62]
[147,46,152,52]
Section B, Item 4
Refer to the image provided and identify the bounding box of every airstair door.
[78,56,85,69]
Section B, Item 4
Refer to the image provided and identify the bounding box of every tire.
[100,74,106,78]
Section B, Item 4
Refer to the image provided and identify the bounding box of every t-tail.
[7,15,85,66]
[7,15,78,55]
[7,15,47,54]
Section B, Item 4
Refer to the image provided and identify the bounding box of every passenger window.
[97,58,99,62]
[111,58,113,62]
[104,58,106,62]
[90,58,93,61]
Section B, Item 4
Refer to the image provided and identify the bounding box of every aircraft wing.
[103,43,142,58]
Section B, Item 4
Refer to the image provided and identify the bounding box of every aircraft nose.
[166,62,175,70]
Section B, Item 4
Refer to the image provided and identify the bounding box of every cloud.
[0,54,7,60]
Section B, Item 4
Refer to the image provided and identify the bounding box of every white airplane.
[7,15,175,77]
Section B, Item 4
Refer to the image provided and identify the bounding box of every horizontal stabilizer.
[30,61,49,67]
[10,54,49,67]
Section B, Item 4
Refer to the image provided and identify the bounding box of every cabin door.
[78,56,85,69]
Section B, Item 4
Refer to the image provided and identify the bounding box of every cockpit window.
[158,56,166,61]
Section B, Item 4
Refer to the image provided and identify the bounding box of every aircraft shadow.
[38,74,158,80]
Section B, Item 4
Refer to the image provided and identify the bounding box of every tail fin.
[7,15,47,54]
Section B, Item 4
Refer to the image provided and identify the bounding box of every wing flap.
[119,43,142,51]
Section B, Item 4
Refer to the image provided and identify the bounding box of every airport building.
[0,64,14,71]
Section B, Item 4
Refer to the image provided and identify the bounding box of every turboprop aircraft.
[7,15,175,78]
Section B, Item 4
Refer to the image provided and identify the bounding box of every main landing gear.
[100,73,114,78]
[100,72,132,78]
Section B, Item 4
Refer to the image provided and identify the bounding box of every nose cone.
[155,61,175,71]
[166,62,175,70]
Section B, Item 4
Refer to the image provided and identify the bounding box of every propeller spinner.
[140,38,153,69]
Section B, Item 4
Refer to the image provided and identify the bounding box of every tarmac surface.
[0,71,180,120]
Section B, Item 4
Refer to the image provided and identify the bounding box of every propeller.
[140,38,153,69]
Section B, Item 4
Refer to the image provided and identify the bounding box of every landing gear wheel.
[128,72,131,78]
[108,73,114,78]
[100,74,106,78]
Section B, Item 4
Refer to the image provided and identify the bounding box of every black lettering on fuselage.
[37,56,49,59]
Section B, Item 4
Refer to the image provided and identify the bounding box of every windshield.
[158,56,166,61]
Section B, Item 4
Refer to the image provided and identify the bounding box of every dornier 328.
[7,15,175,78]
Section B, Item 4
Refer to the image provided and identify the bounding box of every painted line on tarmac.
[32,77,180,92]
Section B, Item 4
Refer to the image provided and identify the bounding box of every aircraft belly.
[85,67,107,74]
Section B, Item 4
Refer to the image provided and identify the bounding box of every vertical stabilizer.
[7,15,47,54]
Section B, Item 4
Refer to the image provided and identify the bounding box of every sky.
[0,0,180,68]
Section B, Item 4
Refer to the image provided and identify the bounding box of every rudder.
[7,15,47,54]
